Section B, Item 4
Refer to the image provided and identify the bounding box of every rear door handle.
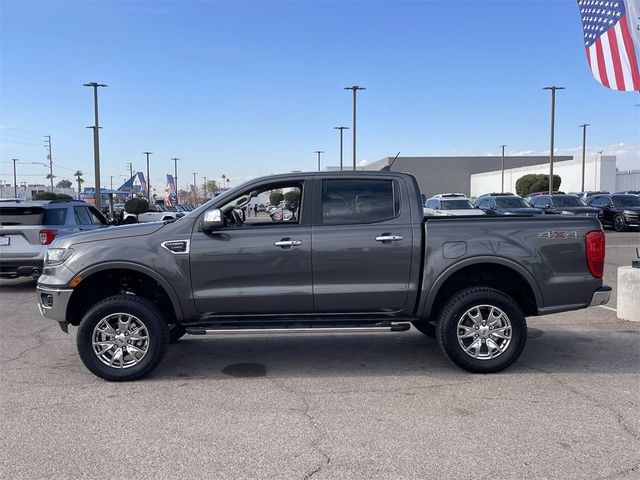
[375,235,403,242]
[274,239,303,248]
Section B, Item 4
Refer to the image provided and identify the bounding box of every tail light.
[39,229,57,245]
[585,230,605,278]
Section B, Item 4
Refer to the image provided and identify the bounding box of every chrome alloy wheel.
[92,313,150,369]
[456,305,512,360]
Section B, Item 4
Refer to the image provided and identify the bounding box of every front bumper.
[589,286,612,307]
[37,285,73,330]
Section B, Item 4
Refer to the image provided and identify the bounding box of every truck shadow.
[154,328,640,380]
[0,278,37,292]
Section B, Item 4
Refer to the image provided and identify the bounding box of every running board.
[185,323,411,336]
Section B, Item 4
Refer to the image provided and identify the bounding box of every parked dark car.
[474,194,544,215]
[526,194,600,217]
[585,194,640,231]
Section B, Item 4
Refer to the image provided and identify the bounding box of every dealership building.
[363,155,637,198]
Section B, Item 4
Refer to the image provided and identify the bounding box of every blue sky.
[1,0,638,191]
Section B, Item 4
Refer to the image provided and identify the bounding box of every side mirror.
[203,209,223,231]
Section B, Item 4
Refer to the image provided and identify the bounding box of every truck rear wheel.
[76,295,170,381]
[436,287,527,373]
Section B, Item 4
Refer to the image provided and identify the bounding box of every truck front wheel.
[436,287,527,373]
[76,295,170,381]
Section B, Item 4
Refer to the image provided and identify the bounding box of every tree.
[284,190,300,205]
[124,198,149,220]
[74,170,84,200]
[56,179,72,188]
[269,189,284,206]
[32,192,58,200]
[32,192,72,200]
[205,180,218,196]
[515,174,561,197]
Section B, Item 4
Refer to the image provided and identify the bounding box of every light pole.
[314,150,324,171]
[500,145,507,193]
[579,124,590,192]
[83,82,107,210]
[172,157,179,194]
[543,86,564,194]
[12,159,18,197]
[344,85,366,170]
[203,176,207,199]
[334,126,349,171]
[192,172,197,197]
[142,152,153,199]
[221,174,226,193]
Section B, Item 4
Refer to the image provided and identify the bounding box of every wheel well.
[429,263,537,319]
[66,269,176,326]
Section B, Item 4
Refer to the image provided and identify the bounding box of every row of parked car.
[423,191,640,232]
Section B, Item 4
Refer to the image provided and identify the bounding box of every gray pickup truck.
[36,171,610,381]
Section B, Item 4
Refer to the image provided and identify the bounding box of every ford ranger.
[36,171,611,381]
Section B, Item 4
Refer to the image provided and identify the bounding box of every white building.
[470,155,618,197]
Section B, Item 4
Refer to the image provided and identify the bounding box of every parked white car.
[122,204,180,223]
[424,193,486,216]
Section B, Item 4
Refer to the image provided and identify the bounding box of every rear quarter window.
[43,208,68,226]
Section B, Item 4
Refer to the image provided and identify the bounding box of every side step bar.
[186,323,411,336]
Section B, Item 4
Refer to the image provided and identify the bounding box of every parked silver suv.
[0,200,108,278]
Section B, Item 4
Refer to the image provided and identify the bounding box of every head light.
[623,210,636,215]
[45,247,74,266]
[560,210,575,215]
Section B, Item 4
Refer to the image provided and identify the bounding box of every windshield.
[440,199,474,209]
[552,196,585,207]
[613,195,640,207]
[495,197,529,208]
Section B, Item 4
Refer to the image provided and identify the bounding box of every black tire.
[436,287,527,373]
[76,295,170,381]
[412,319,436,338]
[169,324,187,343]
[614,214,627,232]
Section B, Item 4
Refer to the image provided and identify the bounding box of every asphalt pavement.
[1,230,638,480]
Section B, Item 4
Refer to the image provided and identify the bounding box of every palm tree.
[74,170,84,200]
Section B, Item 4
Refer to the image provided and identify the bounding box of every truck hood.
[51,222,166,248]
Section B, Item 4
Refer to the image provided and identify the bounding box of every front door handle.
[274,239,303,248]
[375,235,403,242]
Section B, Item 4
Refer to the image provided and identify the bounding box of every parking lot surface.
[1,231,639,480]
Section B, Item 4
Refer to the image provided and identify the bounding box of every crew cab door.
[311,177,414,314]
[190,178,313,315]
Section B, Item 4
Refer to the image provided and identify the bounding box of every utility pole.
[12,159,18,197]
[543,86,564,194]
[203,176,208,199]
[110,176,113,190]
[172,158,179,194]
[579,124,590,192]
[83,82,107,211]
[45,135,54,191]
[192,172,197,197]
[334,126,349,171]
[344,85,365,170]
[314,151,324,171]
[142,152,153,200]
[500,145,507,193]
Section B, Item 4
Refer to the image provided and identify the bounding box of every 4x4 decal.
[538,231,580,239]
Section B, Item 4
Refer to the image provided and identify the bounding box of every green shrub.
[515,174,561,197]
[124,198,149,219]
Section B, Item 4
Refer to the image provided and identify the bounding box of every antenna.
[381,152,401,171]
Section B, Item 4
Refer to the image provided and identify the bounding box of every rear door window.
[322,179,400,225]
[73,206,93,225]
[43,208,68,226]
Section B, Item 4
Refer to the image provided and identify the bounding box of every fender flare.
[418,256,543,318]
[73,261,184,322]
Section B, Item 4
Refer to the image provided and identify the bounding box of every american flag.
[577,0,640,91]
